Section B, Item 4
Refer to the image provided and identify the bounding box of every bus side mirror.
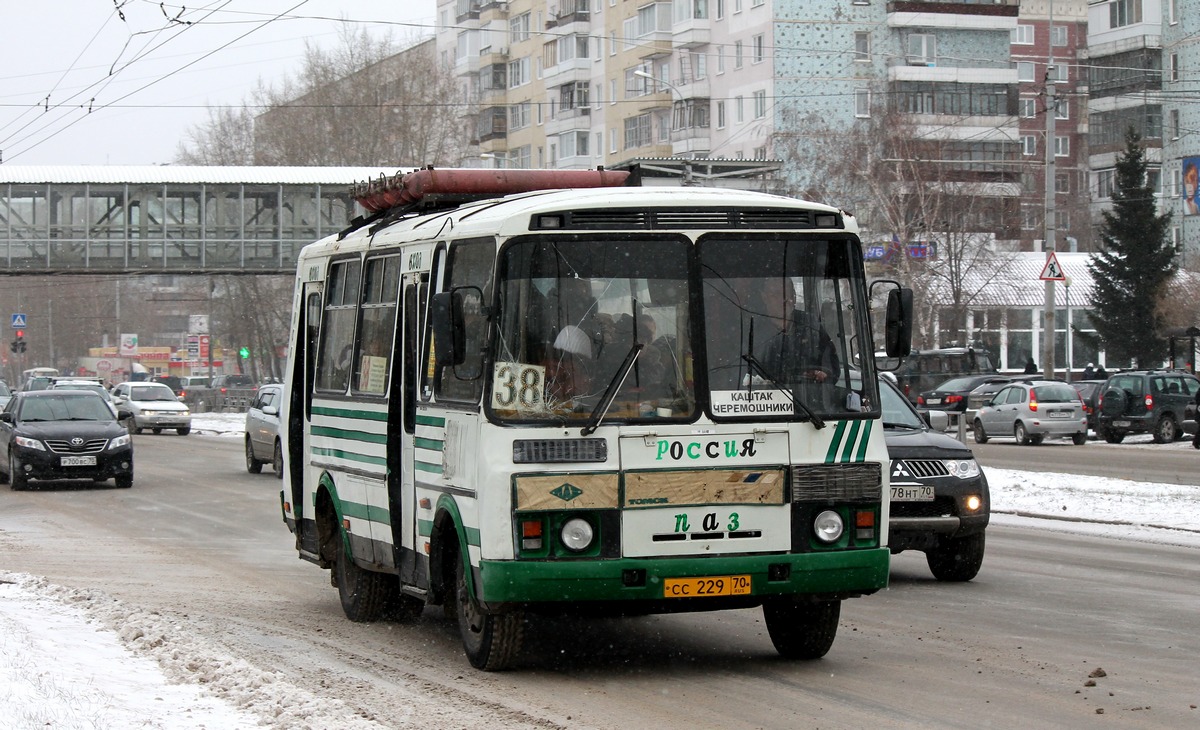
[430,291,466,367]
[884,288,913,358]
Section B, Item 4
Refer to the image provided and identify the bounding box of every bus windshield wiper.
[742,354,826,429]
[581,344,643,436]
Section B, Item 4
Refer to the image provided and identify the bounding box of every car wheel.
[763,598,841,660]
[10,452,27,491]
[152,428,162,435]
[1029,434,1044,445]
[973,419,988,444]
[177,427,191,436]
[1104,429,1126,444]
[1072,432,1088,445]
[245,437,263,474]
[273,440,284,479]
[926,532,986,582]
[454,550,524,671]
[1153,415,1178,444]
[115,473,133,489]
[1014,421,1031,445]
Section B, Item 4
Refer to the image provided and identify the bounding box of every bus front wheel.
[454,555,524,671]
[763,598,840,660]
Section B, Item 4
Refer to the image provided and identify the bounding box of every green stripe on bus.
[415,414,446,427]
[415,460,443,474]
[840,420,863,463]
[414,437,443,451]
[311,446,386,467]
[312,425,387,444]
[414,520,479,547]
[855,421,873,462]
[311,406,388,421]
[825,421,848,463]
[338,499,390,524]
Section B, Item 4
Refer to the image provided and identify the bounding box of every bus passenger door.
[290,284,322,553]
[390,275,425,585]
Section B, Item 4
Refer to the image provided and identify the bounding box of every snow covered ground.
[2,413,1198,729]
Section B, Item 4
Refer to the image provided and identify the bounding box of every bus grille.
[898,459,950,478]
[791,463,882,502]
[538,208,828,231]
[512,438,608,463]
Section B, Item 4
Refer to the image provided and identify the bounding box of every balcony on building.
[673,17,710,49]
[888,0,1018,29]
[455,0,482,23]
[479,0,509,21]
[545,0,589,31]
[543,57,591,87]
[475,107,508,144]
[478,45,510,68]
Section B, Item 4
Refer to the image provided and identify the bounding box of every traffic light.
[239,346,250,359]
[11,329,24,353]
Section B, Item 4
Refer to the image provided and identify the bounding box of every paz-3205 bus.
[279,167,912,670]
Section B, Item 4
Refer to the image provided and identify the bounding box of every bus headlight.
[813,510,844,543]
[560,517,595,552]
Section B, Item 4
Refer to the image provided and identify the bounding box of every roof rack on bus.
[338,165,640,240]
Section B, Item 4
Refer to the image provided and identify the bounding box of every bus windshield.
[492,236,695,422]
[699,234,877,420]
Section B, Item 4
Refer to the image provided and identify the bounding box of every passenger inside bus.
[543,325,595,406]
[753,280,840,408]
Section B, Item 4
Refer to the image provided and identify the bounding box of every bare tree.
[174,106,256,165]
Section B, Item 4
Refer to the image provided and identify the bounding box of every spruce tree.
[1086,127,1176,367]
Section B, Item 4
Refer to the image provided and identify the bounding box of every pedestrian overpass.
[0,166,400,275]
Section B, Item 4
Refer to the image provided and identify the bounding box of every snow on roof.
[0,165,419,185]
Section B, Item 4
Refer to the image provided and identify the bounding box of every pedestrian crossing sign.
[11,313,26,329]
[1039,252,1066,281]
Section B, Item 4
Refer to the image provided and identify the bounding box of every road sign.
[1039,252,1066,281]
[11,313,26,329]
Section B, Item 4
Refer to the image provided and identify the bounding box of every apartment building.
[1160,0,1199,266]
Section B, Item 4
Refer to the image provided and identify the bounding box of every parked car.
[917,374,1012,413]
[110,382,192,435]
[880,376,989,582]
[152,375,184,397]
[49,378,116,414]
[972,380,1088,445]
[881,346,998,404]
[1069,379,1108,434]
[244,383,283,478]
[1096,370,1200,443]
[0,390,134,489]
[0,381,12,410]
[965,373,1063,414]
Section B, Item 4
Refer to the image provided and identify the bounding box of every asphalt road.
[1,433,1197,728]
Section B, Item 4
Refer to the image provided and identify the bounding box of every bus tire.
[333,535,390,623]
[763,598,840,660]
[926,532,985,582]
[455,554,523,671]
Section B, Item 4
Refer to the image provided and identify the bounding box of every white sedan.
[110,382,192,435]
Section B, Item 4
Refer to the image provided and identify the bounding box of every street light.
[632,69,696,180]
[1064,275,1073,382]
[479,152,507,168]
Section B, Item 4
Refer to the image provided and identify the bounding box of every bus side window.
[315,258,362,393]
[433,238,495,403]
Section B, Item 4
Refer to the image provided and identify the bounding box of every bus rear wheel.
[332,535,391,623]
[455,554,523,671]
[763,598,840,659]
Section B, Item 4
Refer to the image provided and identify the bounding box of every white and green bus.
[279,168,912,670]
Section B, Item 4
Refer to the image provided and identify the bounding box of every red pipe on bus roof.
[353,167,632,212]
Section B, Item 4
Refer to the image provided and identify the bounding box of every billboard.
[1184,156,1200,216]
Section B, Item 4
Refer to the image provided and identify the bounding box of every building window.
[1055,136,1069,157]
[1012,24,1034,45]
[753,34,764,64]
[1171,109,1181,139]
[1016,62,1035,82]
[509,12,530,43]
[624,113,652,149]
[716,100,726,129]
[753,90,766,118]
[1109,0,1144,29]
[509,102,531,131]
[1051,26,1067,47]
[1021,204,1039,230]
[1170,53,1180,82]
[735,95,744,123]
[734,40,744,69]
[1096,168,1115,199]
[1055,173,1070,194]
[1049,64,1067,82]
[1021,135,1037,156]
[855,89,870,118]
[855,32,870,63]
[716,0,724,20]
[508,57,530,88]
[907,34,935,66]
[1019,98,1036,118]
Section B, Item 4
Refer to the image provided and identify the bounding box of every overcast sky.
[0,1,436,167]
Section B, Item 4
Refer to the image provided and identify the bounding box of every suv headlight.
[943,459,980,479]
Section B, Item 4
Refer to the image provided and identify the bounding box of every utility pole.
[1042,2,1058,380]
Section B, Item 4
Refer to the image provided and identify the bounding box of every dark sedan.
[917,374,1012,413]
[0,390,134,490]
[882,377,990,582]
